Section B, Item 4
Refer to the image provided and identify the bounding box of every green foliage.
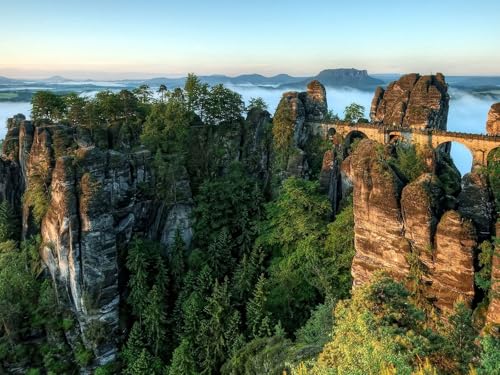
[486,147,500,210]
[31,91,66,122]
[257,178,352,333]
[476,240,494,294]
[204,84,245,126]
[168,339,197,375]
[0,201,17,242]
[343,103,365,123]
[246,274,272,339]
[23,175,50,225]
[197,279,242,373]
[247,97,268,112]
[193,163,263,252]
[143,285,168,356]
[478,335,500,375]
[272,98,295,169]
[390,142,426,182]
[316,275,439,375]
[445,302,478,373]
[141,97,190,155]
[74,344,93,367]
[221,334,292,375]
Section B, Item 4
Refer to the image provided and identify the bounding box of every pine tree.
[446,301,478,372]
[246,274,272,339]
[126,240,150,319]
[168,339,197,375]
[0,201,16,242]
[125,348,157,375]
[231,246,265,303]
[154,254,169,296]
[169,230,186,292]
[143,284,167,356]
[207,228,234,279]
[122,322,146,369]
[198,279,241,373]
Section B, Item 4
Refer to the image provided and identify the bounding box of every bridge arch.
[487,146,500,167]
[435,140,474,175]
[344,130,367,152]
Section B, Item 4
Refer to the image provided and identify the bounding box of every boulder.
[370,73,449,130]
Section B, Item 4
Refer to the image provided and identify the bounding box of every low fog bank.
[0,102,31,140]
[232,85,497,175]
[0,86,496,176]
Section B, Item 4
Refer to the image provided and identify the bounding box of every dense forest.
[0,75,498,375]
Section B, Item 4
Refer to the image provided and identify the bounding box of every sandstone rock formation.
[429,210,477,311]
[0,117,195,366]
[458,172,495,241]
[370,73,449,130]
[401,173,443,269]
[486,222,500,330]
[349,140,410,286]
[274,80,327,177]
[348,139,484,314]
[486,102,500,135]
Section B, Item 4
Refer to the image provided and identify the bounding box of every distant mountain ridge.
[0,68,381,90]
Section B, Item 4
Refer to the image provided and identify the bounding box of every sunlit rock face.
[486,222,500,331]
[274,80,328,177]
[429,210,477,311]
[370,73,449,130]
[347,138,485,314]
[349,140,410,286]
[0,118,195,367]
[486,102,500,135]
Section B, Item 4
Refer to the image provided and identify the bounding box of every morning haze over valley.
[0,1,499,374]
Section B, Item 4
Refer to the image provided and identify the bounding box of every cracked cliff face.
[1,118,195,367]
[274,80,328,178]
[486,102,500,136]
[370,73,449,130]
[347,139,482,314]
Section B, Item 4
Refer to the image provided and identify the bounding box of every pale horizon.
[1,0,500,80]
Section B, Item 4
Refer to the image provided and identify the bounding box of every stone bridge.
[318,122,500,169]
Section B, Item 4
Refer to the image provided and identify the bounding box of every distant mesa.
[281,68,384,90]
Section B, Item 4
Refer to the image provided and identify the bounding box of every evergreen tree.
[246,274,272,339]
[169,230,186,293]
[231,246,265,303]
[143,285,167,356]
[122,322,146,369]
[0,201,16,242]
[446,302,478,372]
[168,339,197,375]
[207,228,234,280]
[197,279,241,373]
[126,240,150,318]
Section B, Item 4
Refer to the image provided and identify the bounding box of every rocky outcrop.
[245,107,273,190]
[0,117,195,367]
[274,80,327,177]
[486,102,500,135]
[349,139,484,314]
[458,172,495,241]
[401,173,443,269]
[40,147,153,365]
[370,73,449,130]
[429,210,477,312]
[486,222,500,331]
[349,140,410,286]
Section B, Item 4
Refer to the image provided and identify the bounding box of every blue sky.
[1,0,499,79]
